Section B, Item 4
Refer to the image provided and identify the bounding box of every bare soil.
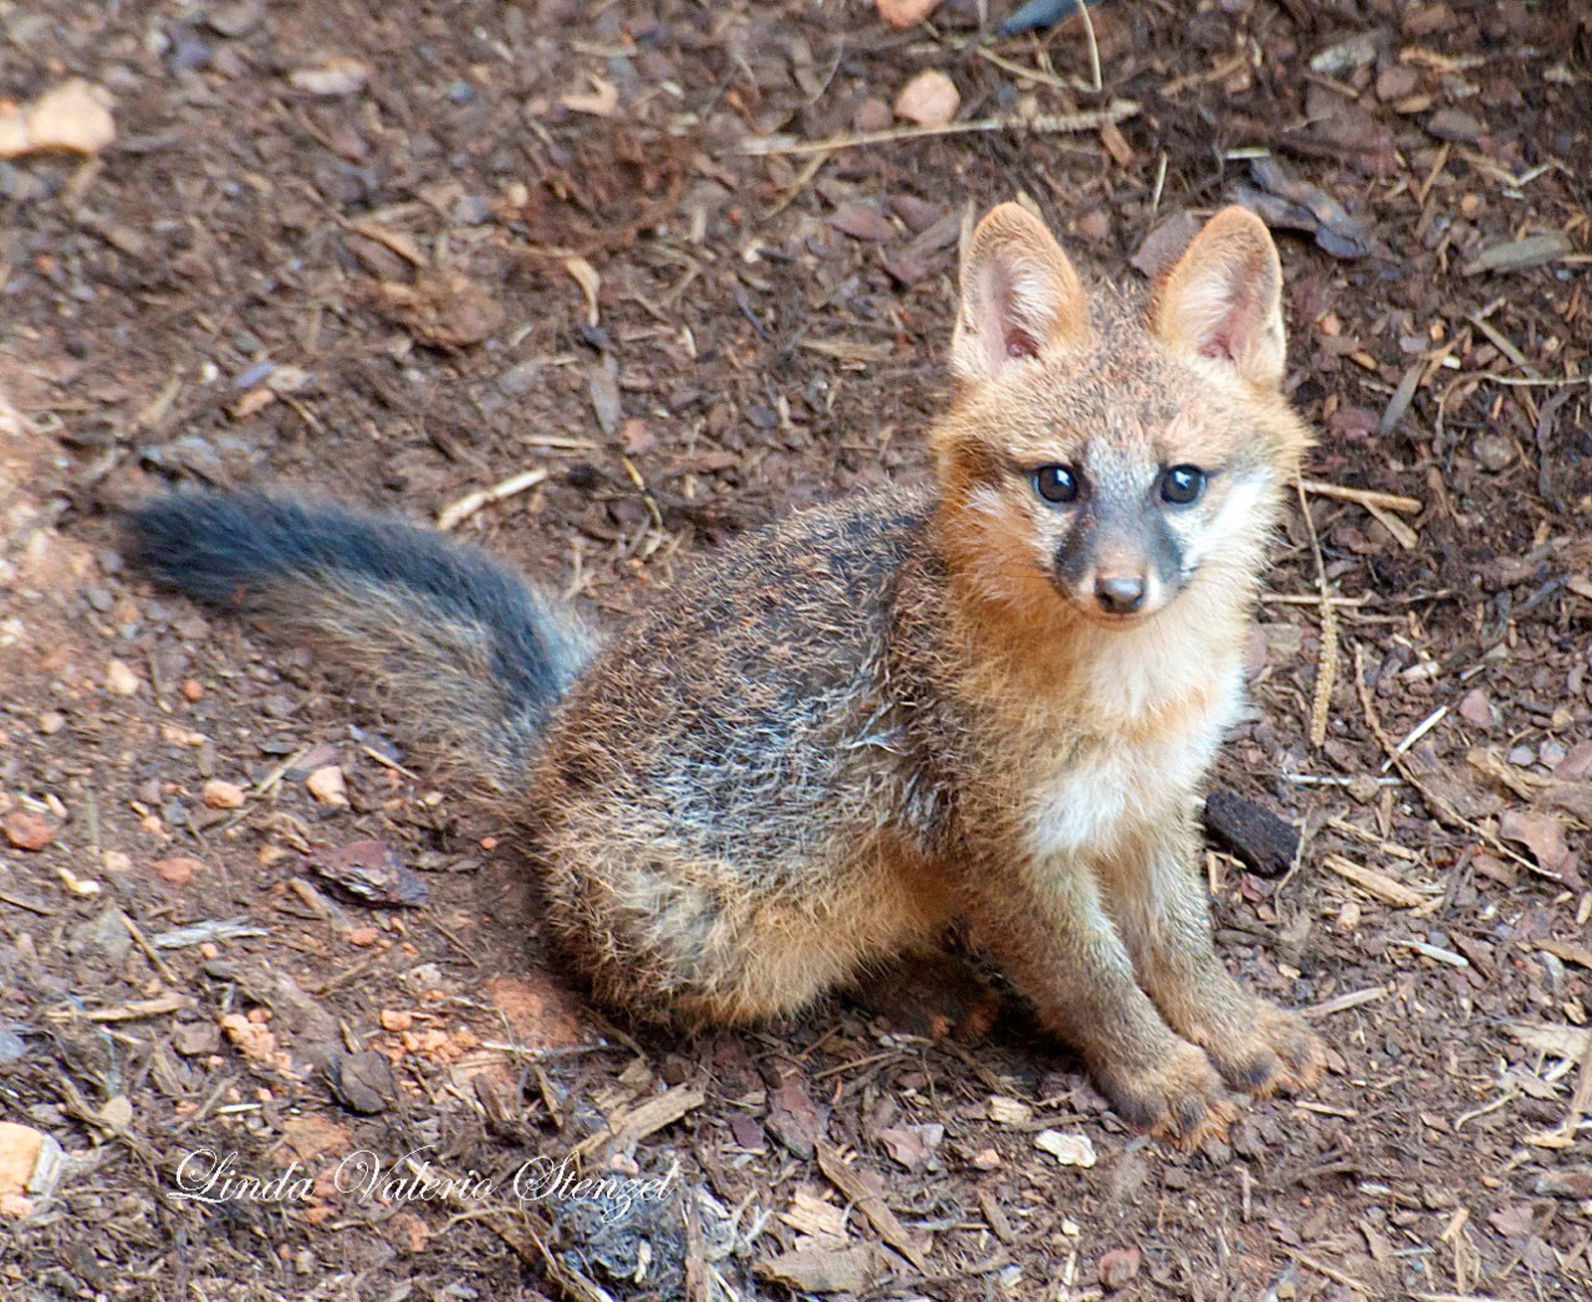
[1,1,1590,1299]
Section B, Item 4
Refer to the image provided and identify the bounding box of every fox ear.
[1152,206,1287,389]
[951,203,1089,382]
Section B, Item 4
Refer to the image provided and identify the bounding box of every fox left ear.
[1152,206,1286,389]
[951,203,1090,383]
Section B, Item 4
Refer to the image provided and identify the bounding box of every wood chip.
[1203,791,1299,877]
[816,1139,929,1273]
[571,1083,705,1162]
[1537,939,1592,972]
[1461,231,1573,276]
[1321,854,1428,908]
[756,1243,893,1294]
[1034,1129,1097,1167]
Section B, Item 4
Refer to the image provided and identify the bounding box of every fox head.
[933,203,1311,633]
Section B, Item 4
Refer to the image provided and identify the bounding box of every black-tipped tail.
[125,491,594,787]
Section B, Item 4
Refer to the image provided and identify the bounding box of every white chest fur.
[1026,662,1243,861]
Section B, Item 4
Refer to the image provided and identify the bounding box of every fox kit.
[128,203,1323,1143]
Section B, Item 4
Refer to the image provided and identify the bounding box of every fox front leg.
[1105,819,1326,1098]
[965,855,1237,1147]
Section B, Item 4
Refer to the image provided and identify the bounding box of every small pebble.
[37,712,64,735]
[1472,432,1513,472]
[306,765,349,807]
[181,679,204,702]
[151,855,204,887]
[202,779,246,810]
[2,812,52,851]
[104,659,140,695]
[1457,688,1493,728]
[893,69,960,127]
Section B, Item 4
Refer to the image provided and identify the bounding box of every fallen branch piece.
[437,468,550,531]
[1299,478,1423,515]
[737,99,1140,157]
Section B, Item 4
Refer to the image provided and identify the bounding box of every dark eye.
[1033,464,1079,505]
[1160,465,1206,505]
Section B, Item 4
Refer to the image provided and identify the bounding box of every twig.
[361,744,420,782]
[1076,0,1102,94]
[1159,54,1247,98]
[1283,1248,1370,1294]
[437,467,550,531]
[1303,986,1386,1019]
[1525,1026,1592,1150]
[1260,592,1370,607]
[1410,1294,1512,1302]
[1380,704,1449,772]
[1298,478,1423,515]
[1296,481,1336,750]
[118,909,178,984]
[1465,312,1537,375]
[1350,643,1548,879]
[1478,372,1588,388]
[973,47,1085,94]
[736,99,1140,157]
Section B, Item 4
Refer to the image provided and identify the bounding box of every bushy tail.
[124,491,596,789]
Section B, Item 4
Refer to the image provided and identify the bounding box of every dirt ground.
[1,1,1590,1298]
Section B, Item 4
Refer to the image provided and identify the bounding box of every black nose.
[1094,574,1146,614]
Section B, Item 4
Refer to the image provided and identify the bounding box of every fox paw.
[1203,1002,1326,1098]
[1096,1041,1238,1149]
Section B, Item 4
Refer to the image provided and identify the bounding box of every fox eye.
[1160,465,1206,505]
[1032,464,1079,505]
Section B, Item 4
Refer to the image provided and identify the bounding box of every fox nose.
[1094,574,1146,615]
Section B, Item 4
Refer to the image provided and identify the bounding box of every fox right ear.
[950,203,1089,383]
[1152,206,1287,389]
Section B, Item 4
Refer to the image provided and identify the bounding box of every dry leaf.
[1498,809,1568,872]
[829,201,897,242]
[876,1123,943,1172]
